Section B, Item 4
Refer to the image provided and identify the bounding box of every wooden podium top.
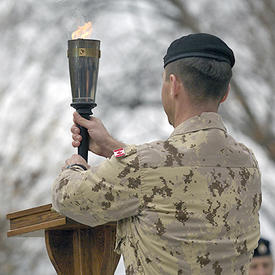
[6,204,90,237]
[7,204,120,274]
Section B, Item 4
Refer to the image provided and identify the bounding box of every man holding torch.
[52,33,261,274]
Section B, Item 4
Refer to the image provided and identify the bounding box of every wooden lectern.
[6,204,121,275]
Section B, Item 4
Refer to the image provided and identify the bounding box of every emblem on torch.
[67,22,101,161]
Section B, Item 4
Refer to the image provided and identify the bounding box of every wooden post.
[7,204,121,275]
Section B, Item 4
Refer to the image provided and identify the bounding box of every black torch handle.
[77,113,90,162]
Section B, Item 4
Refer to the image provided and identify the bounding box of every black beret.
[163,33,235,68]
[253,238,272,257]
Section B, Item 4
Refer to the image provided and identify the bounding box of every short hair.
[165,57,232,104]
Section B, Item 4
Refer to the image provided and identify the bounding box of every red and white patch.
[113,148,126,158]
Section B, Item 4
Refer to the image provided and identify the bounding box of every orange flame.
[72,22,93,39]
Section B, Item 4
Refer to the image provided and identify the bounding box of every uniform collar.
[170,112,227,137]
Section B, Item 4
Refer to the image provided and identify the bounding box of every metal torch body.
[67,39,100,161]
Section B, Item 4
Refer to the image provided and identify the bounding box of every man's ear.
[169,74,181,96]
[220,84,230,103]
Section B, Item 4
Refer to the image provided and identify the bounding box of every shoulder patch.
[113,148,126,157]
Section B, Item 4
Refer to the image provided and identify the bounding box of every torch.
[67,22,100,161]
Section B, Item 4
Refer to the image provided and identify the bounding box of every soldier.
[52,33,262,274]
[249,238,274,275]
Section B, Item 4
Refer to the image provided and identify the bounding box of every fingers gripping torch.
[67,39,100,161]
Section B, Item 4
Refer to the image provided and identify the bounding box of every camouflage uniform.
[52,112,261,275]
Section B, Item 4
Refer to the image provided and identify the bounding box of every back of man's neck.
[173,108,218,128]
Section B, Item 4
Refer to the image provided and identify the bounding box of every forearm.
[52,146,142,227]
[72,112,126,158]
[52,168,107,227]
[102,135,126,158]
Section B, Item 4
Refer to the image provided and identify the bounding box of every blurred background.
[1,0,275,274]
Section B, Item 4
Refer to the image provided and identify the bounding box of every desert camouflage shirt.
[52,112,261,275]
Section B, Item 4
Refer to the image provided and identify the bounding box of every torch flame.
[72,21,93,39]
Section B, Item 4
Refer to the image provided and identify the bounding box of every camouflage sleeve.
[52,145,142,227]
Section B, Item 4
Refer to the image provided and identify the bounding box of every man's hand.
[71,112,125,158]
[62,154,89,171]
